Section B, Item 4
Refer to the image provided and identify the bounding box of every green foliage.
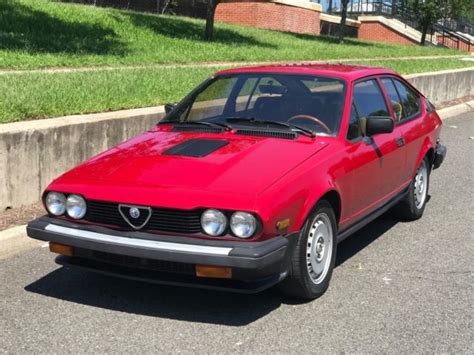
[408,0,473,29]
[449,0,474,21]
[406,0,474,44]
[466,9,474,23]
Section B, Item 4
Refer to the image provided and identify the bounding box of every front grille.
[84,200,202,234]
[235,129,297,140]
[77,249,195,275]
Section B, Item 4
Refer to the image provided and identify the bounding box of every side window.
[234,77,259,112]
[352,79,390,118]
[347,79,389,141]
[381,78,403,122]
[237,77,285,113]
[393,79,421,120]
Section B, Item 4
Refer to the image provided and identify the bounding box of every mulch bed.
[435,95,474,109]
[0,202,45,231]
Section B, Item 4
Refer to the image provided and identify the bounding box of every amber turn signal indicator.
[49,242,74,257]
[276,218,290,231]
[196,265,232,279]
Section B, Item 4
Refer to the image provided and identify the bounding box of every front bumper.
[433,143,446,170]
[27,216,296,293]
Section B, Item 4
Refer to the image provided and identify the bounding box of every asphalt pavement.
[1,112,473,353]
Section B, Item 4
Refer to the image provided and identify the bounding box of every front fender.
[256,147,344,239]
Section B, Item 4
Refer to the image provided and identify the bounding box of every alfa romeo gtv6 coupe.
[28,64,446,299]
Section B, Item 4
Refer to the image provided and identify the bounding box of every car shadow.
[25,212,401,326]
[336,212,400,267]
[280,32,377,48]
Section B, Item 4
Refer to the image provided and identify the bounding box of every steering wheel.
[287,114,331,134]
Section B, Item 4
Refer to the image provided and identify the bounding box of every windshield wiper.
[159,120,232,131]
[225,117,316,138]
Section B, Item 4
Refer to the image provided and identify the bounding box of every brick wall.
[437,36,474,52]
[215,1,321,36]
[358,22,417,45]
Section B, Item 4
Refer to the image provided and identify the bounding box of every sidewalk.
[0,54,470,76]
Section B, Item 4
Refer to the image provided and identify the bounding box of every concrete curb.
[0,55,468,76]
[438,100,474,120]
[0,225,44,260]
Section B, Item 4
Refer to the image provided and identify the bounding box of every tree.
[160,0,177,14]
[205,0,221,41]
[338,0,350,43]
[408,0,473,45]
[410,0,444,45]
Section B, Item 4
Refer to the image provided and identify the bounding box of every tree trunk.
[205,1,218,41]
[339,0,348,43]
[420,22,429,45]
[162,0,170,15]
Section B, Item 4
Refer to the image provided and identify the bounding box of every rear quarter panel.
[403,95,443,180]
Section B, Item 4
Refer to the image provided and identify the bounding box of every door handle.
[396,137,405,147]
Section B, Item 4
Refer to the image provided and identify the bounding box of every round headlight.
[201,209,227,236]
[230,212,257,239]
[45,192,66,216]
[66,194,87,219]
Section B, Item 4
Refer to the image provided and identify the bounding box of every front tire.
[279,201,337,300]
[397,157,430,221]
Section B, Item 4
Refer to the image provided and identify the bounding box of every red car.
[28,64,446,299]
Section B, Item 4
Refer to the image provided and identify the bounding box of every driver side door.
[342,78,403,225]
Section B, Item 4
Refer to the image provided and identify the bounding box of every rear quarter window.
[393,79,421,120]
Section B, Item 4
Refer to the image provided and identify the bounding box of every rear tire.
[396,157,430,221]
[279,201,337,300]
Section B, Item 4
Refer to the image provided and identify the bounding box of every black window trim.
[347,102,364,143]
[380,77,404,123]
[381,75,423,126]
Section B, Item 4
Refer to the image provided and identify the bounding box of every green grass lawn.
[0,0,464,70]
[1,58,472,124]
[0,0,472,123]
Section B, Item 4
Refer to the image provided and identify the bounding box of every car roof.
[215,63,398,81]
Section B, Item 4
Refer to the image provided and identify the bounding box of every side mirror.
[165,103,177,114]
[365,116,394,136]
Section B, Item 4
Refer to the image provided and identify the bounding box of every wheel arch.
[298,189,342,231]
[414,137,435,177]
[425,147,435,168]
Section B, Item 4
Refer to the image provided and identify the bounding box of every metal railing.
[439,18,474,36]
[332,0,473,50]
[433,24,472,52]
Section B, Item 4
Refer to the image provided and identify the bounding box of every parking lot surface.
[1,112,473,353]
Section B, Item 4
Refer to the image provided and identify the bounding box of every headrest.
[258,85,287,95]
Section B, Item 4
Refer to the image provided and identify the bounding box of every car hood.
[50,127,328,208]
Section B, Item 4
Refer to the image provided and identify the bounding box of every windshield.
[163,73,347,136]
